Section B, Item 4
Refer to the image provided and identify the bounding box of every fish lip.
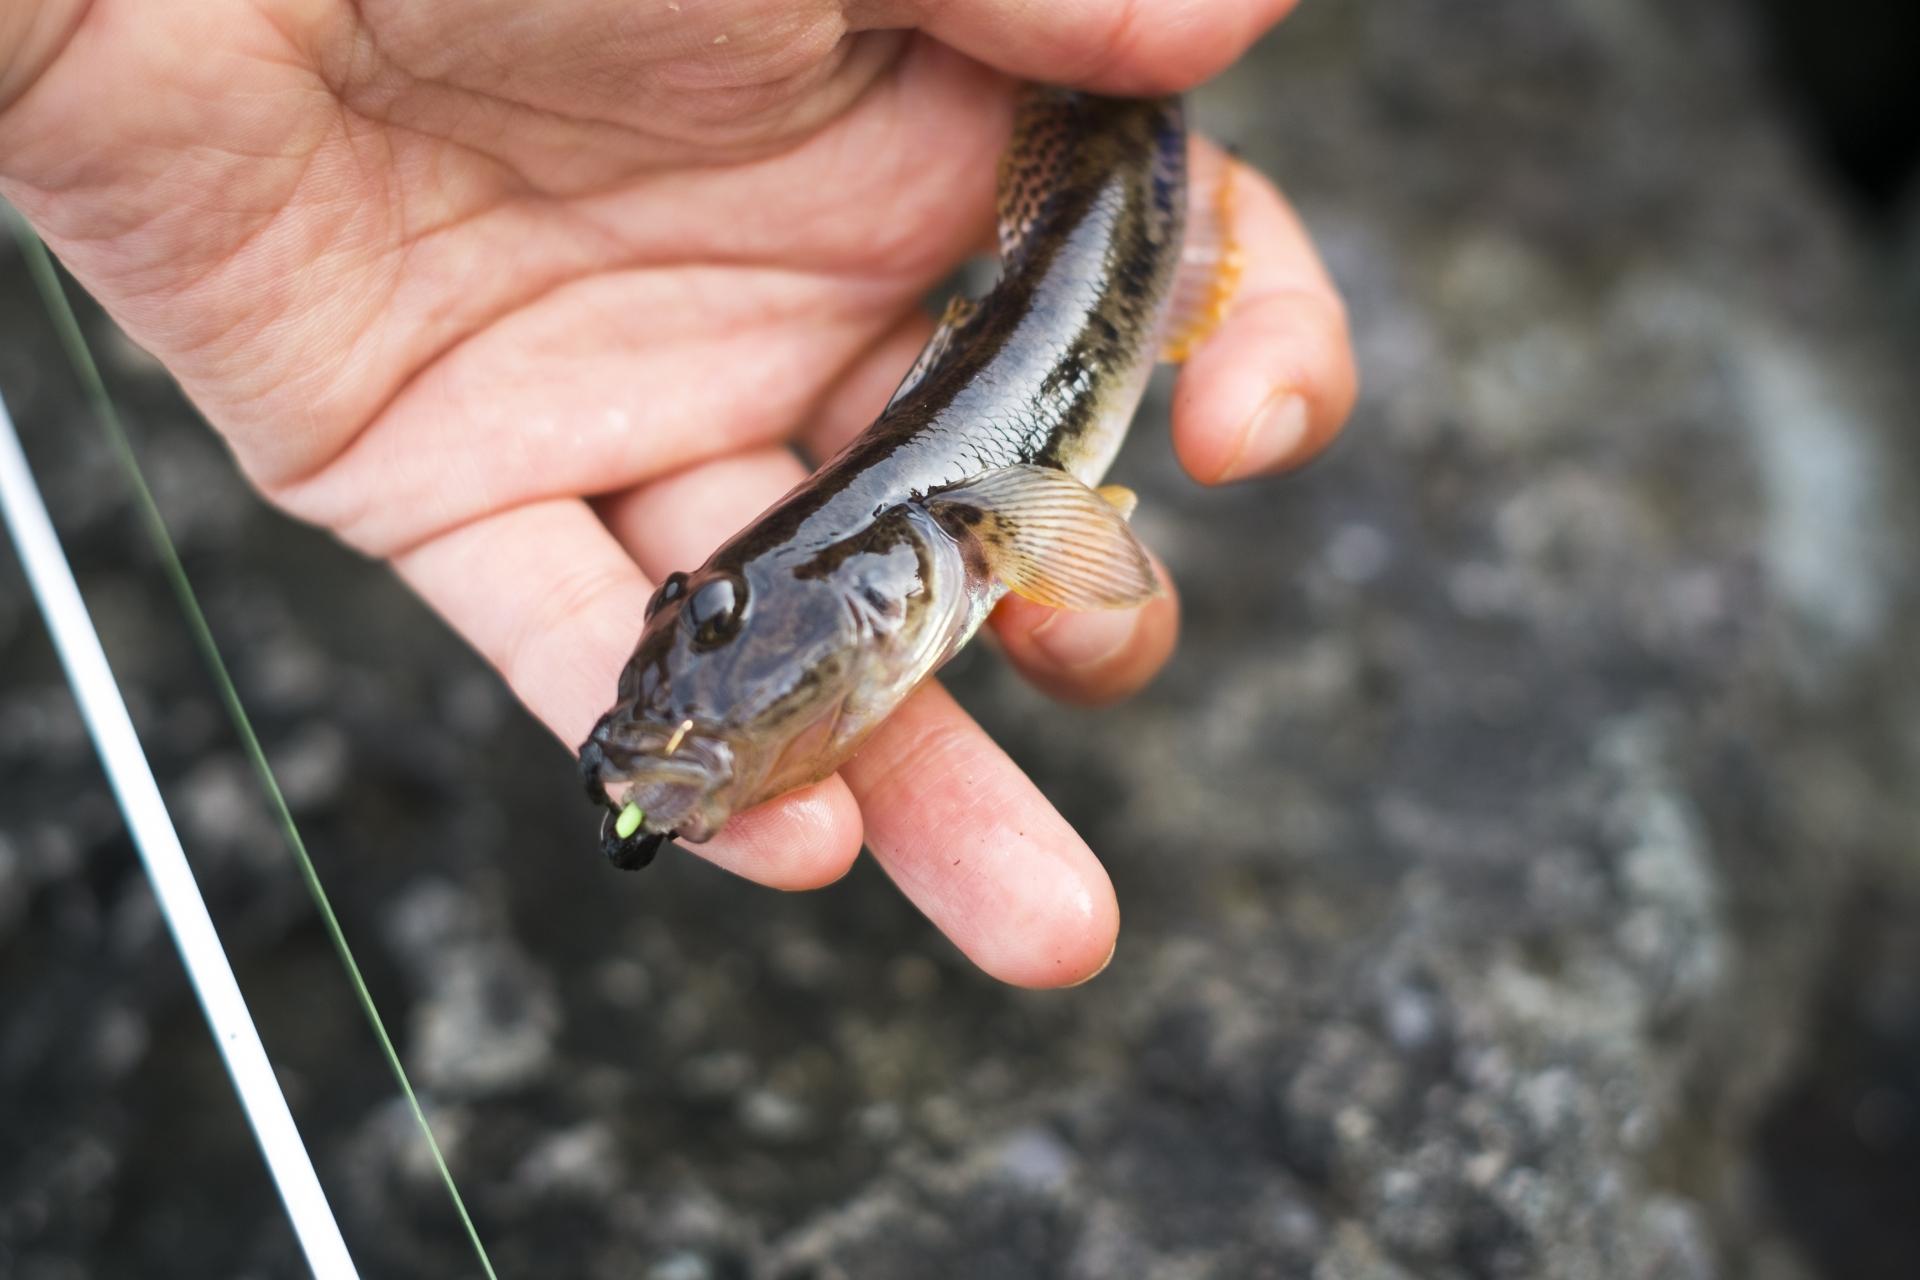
[598,720,736,783]
[583,716,742,844]
[585,716,736,790]
[616,774,714,837]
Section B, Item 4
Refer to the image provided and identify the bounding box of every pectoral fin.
[885,295,978,411]
[928,465,1159,610]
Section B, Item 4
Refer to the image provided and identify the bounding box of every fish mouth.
[581,717,739,854]
[618,772,721,840]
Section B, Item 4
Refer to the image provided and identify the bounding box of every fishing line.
[9,215,499,1280]
[0,390,361,1278]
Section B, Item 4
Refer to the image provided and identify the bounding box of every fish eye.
[685,574,747,646]
[646,572,689,619]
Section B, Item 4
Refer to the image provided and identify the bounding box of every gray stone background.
[2,1,1916,1277]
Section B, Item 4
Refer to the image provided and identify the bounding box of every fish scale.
[583,91,1232,865]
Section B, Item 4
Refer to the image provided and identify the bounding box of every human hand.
[1,0,1355,987]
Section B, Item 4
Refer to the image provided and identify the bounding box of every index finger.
[391,497,865,891]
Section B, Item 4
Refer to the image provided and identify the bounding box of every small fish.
[581,90,1240,868]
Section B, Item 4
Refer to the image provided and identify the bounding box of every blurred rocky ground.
[3,1,1918,1277]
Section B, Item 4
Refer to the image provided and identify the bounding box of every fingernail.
[1219,390,1310,482]
[1065,937,1119,988]
[1030,606,1141,672]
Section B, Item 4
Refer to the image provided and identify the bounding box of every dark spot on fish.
[792,508,920,580]
[1040,348,1089,399]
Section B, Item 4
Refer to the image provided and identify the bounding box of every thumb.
[853,0,1298,95]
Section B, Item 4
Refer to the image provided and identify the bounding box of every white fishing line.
[0,390,360,1280]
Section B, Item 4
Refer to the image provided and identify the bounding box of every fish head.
[581,506,974,849]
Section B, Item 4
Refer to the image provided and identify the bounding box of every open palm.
[2,0,1354,986]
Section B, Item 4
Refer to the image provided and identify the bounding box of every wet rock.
[0,834,24,941]
[408,952,560,1097]
[383,880,561,1097]
[85,1005,148,1080]
[0,687,89,767]
[336,1096,475,1236]
[678,1049,754,1101]
[594,957,654,1011]
[512,1124,622,1201]
[646,1251,715,1280]
[174,754,281,872]
[265,723,349,812]
[737,1089,813,1145]
[2,0,1917,1277]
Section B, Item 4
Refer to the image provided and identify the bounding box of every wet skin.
[583,96,1187,860]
